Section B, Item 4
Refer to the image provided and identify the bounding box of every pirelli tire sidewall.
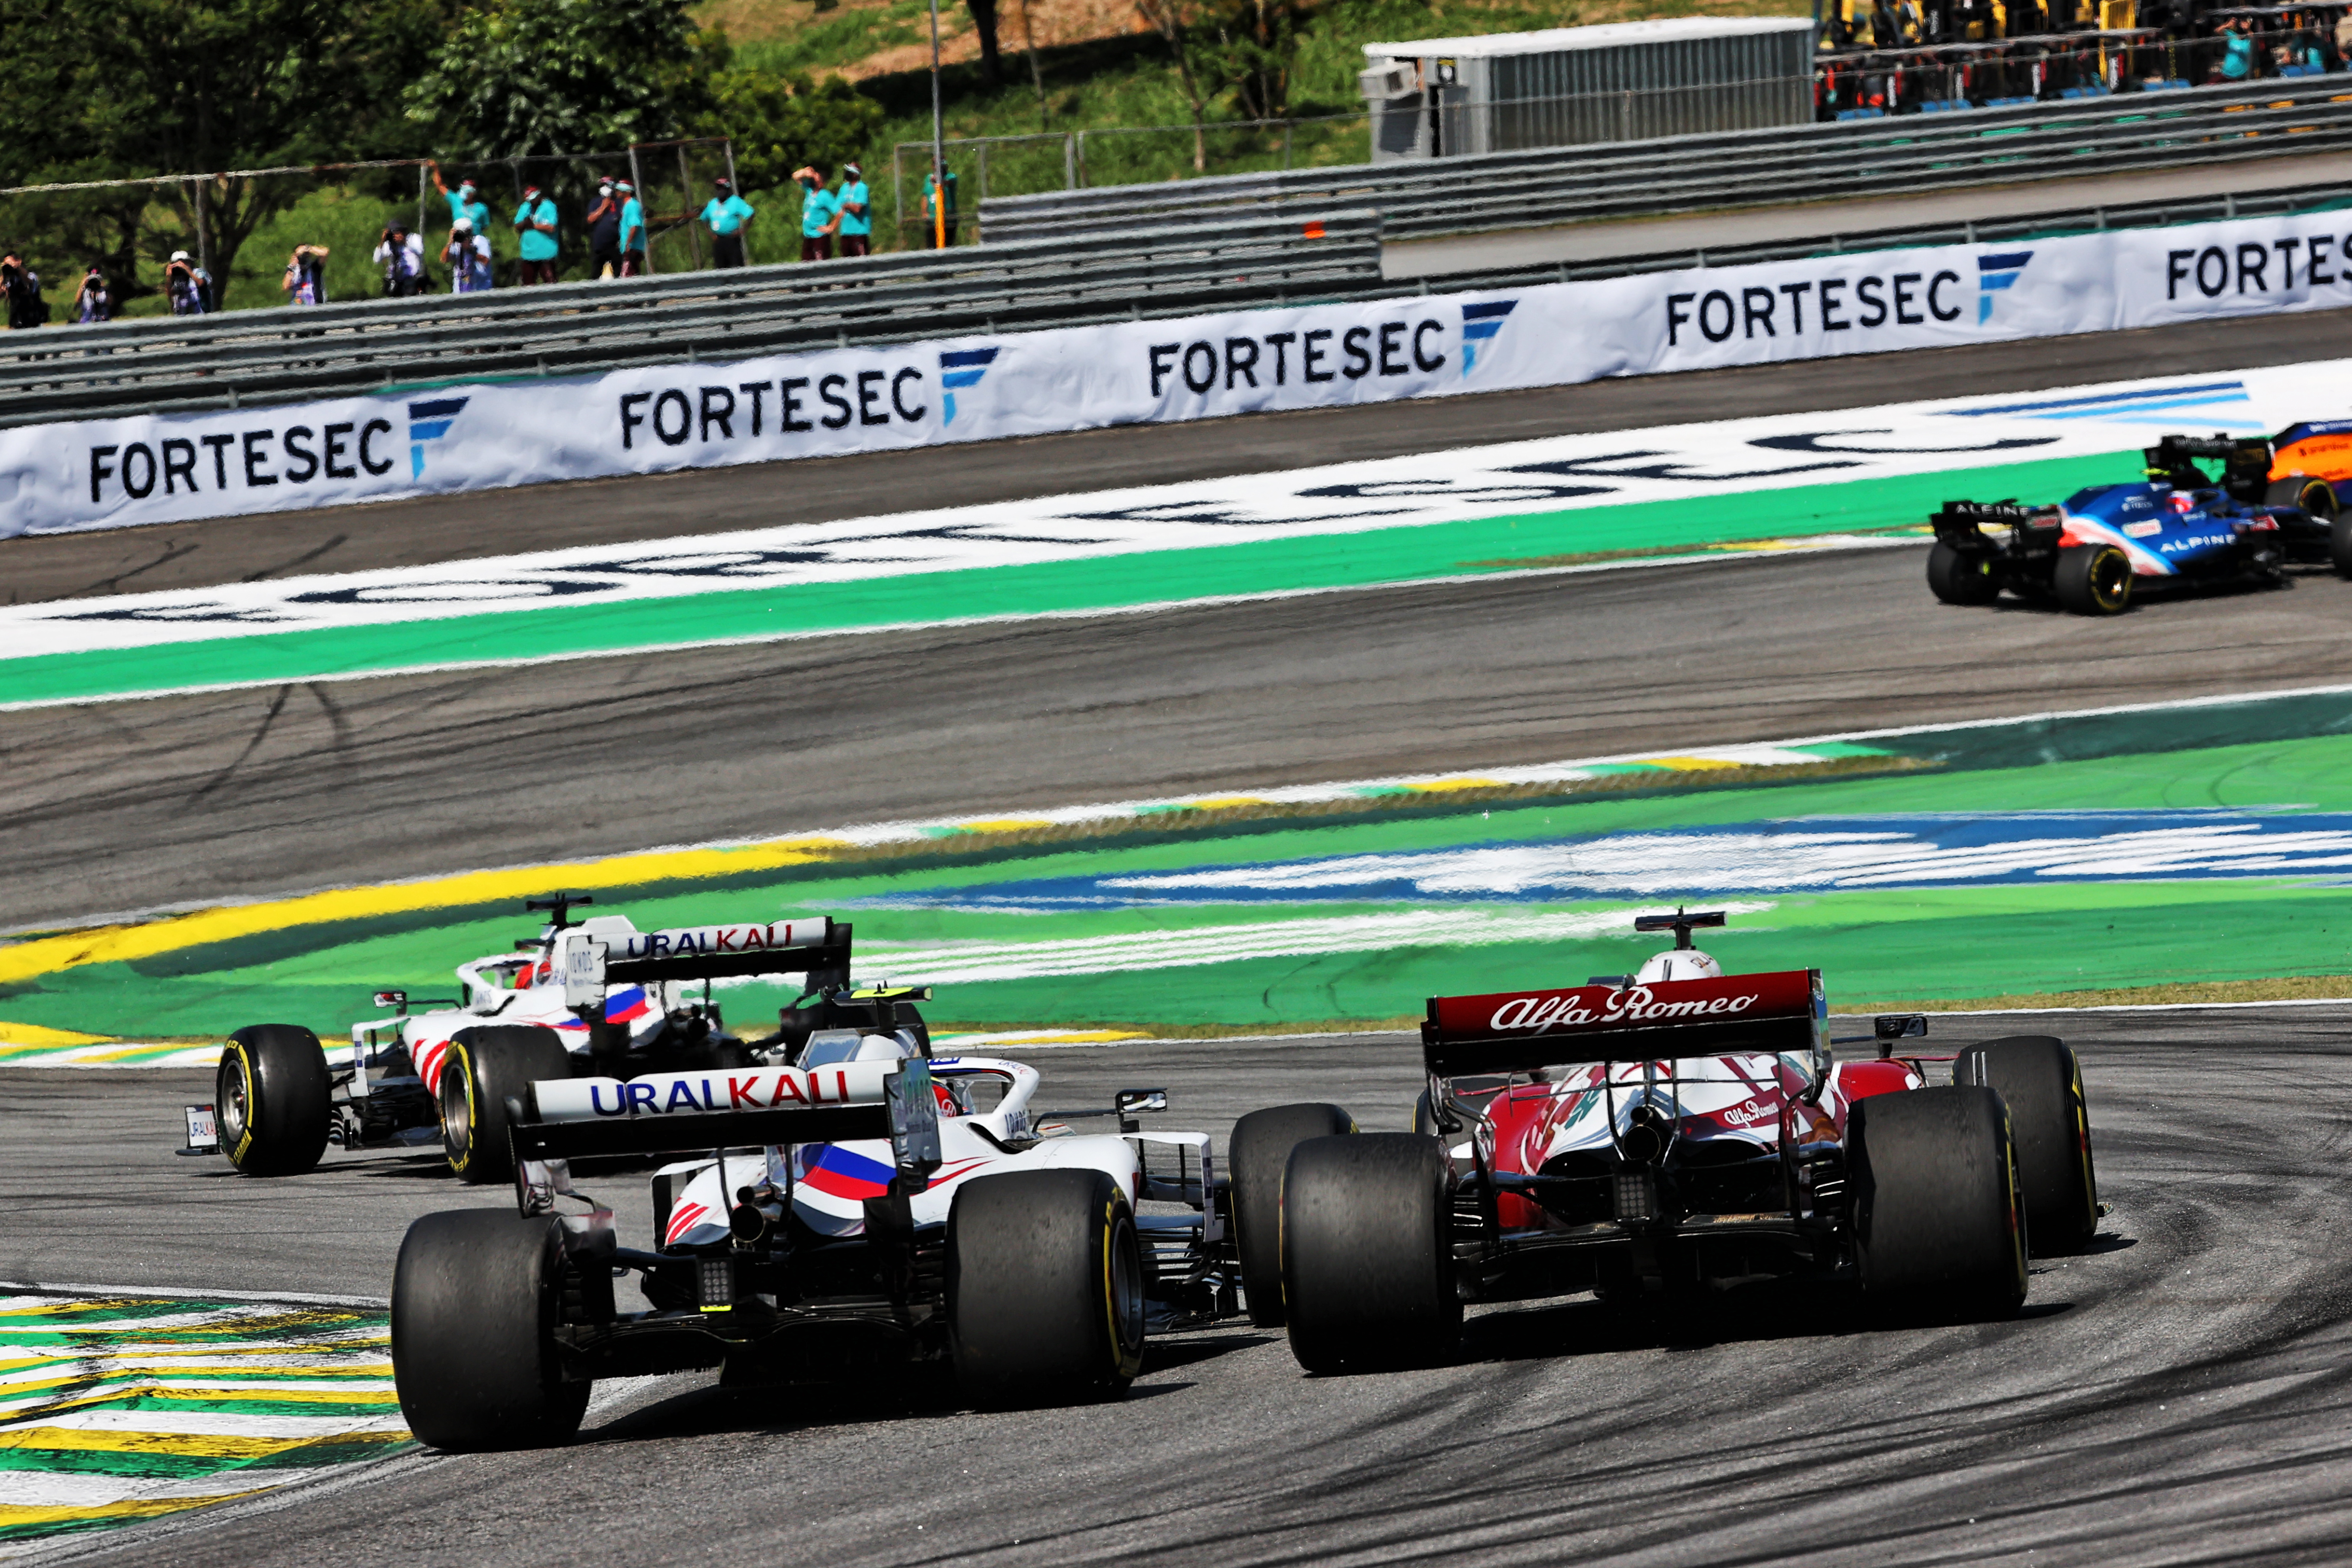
[1953,1035,2099,1256]
[1926,540,2000,606]
[217,1025,332,1177]
[2054,543,2134,616]
[946,1166,1145,1408]
[1280,1132,1461,1375]
[440,1025,573,1184]
[1227,1102,1357,1328]
[392,1209,591,1451]
[1850,1085,2028,1321]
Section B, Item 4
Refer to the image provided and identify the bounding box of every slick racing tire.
[2054,543,2133,616]
[1228,1102,1355,1327]
[440,1026,572,1185]
[947,1167,1145,1407]
[1850,1086,2027,1321]
[1952,1035,2098,1255]
[2333,518,2352,581]
[216,1025,332,1177]
[2269,476,2339,520]
[1927,541,2000,606]
[1281,1133,1461,1374]
[392,1210,591,1450]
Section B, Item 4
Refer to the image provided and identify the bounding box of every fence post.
[676,143,704,269]
[1283,120,1293,169]
[629,147,654,275]
[895,145,907,240]
[1064,132,1076,189]
[1077,129,1088,187]
[979,141,990,205]
[192,178,214,298]
[416,162,427,240]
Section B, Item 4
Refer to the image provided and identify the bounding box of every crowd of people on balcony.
[1816,0,2351,116]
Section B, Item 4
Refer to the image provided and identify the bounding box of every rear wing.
[1929,499,2057,542]
[560,917,854,1005]
[1422,969,1825,1078]
[508,1060,943,1207]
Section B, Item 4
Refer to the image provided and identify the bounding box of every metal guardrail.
[7,180,2349,432]
[977,75,2352,244]
[0,212,1381,429]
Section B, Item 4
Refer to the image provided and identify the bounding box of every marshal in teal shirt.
[835,180,872,237]
[699,193,755,236]
[514,197,559,262]
[800,187,839,239]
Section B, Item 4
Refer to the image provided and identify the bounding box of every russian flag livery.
[797,1142,895,1201]
[603,986,656,1026]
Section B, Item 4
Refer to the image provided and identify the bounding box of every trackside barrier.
[975,75,2352,243]
[0,213,1382,431]
[9,199,2352,537]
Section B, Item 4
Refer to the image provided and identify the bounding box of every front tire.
[947,1167,1145,1407]
[1927,541,2000,605]
[217,1026,331,1177]
[440,1025,572,1184]
[1850,1086,2027,1320]
[1228,1102,1354,1327]
[1281,1133,1461,1374]
[391,1210,591,1450]
[2054,542,2133,615]
[1952,1036,2098,1255]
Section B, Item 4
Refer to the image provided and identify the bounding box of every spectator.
[513,184,560,285]
[3,253,46,329]
[443,219,493,293]
[429,164,491,238]
[2217,16,2256,78]
[372,222,426,297]
[585,178,624,279]
[282,244,330,306]
[921,167,960,248]
[72,265,115,323]
[836,162,873,258]
[164,250,211,314]
[698,176,756,269]
[617,180,649,276]
[794,165,839,262]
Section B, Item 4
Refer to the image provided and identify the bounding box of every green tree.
[0,0,444,302]
[403,0,715,159]
[693,68,882,197]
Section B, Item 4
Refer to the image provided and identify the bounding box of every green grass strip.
[0,449,2132,706]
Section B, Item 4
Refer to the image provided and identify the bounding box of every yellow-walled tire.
[216,1026,331,1177]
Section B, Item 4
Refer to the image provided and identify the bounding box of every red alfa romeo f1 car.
[1226,910,2099,1371]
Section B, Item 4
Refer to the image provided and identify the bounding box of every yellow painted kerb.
[0,836,851,989]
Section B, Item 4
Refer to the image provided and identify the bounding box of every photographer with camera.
[373,220,426,297]
[282,243,330,306]
[71,265,115,323]
[442,219,493,294]
[1,253,45,330]
[164,250,211,315]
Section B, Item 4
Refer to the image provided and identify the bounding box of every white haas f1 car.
[390,919,1243,1449]
[1228,910,2100,1372]
[194,895,928,1183]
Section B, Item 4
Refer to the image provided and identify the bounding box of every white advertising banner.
[6,208,2349,538]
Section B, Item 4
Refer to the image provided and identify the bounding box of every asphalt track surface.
[11,312,2352,929]
[15,1003,2352,1568]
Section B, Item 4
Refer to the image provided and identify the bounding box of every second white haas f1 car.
[190,895,929,1183]
[1231,911,2100,1372]
[390,918,1244,1449]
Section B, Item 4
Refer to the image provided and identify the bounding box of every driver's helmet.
[799,1028,914,1067]
[1633,947,1724,985]
[797,1027,970,1113]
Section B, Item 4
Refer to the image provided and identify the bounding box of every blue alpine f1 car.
[1929,434,2352,616]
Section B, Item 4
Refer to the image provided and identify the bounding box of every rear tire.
[1228,1102,1354,1327]
[2333,518,2352,580]
[947,1167,1145,1407]
[1281,1133,1461,1373]
[1850,1086,2027,1320]
[2054,543,2133,615]
[1953,1035,2098,1255]
[440,1025,572,1184]
[392,1210,590,1450]
[217,1026,331,1177]
[1927,541,1999,606]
